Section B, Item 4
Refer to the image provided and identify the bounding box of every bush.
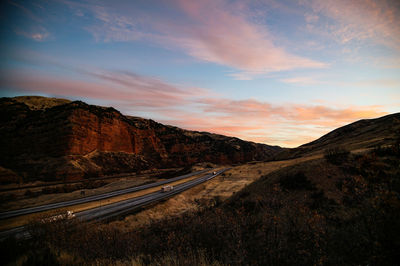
[7,148,399,265]
[373,144,400,157]
[279,171,315,191]
[324,147,350,165]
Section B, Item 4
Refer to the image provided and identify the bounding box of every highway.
[0,168,229,240]
[0,169,209,220]
[76,168,229,221]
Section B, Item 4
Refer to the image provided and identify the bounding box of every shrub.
[324,147,350,165]
[373,144,400,157]
[279,171,315,191]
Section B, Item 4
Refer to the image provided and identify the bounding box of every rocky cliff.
[0,96,281,182]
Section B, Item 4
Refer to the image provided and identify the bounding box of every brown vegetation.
[274,112,400,160]
[108,155,320,229]
[323,146,350,165]
[2,146,398,265]
[0,170,212,231]
[12,96,71,110]
[1,99,399,265]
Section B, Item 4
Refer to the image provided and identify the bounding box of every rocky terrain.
[0,96,281,182]
[3,113,398,265]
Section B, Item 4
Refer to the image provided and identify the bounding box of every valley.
[0,96,399,265]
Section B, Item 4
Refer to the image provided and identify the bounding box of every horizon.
[6,94,399,149]
[1,0,399,147]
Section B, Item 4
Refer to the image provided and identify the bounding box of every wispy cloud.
[280,76,320,85]
[67,0,327,79]
[196,98,386,123]
[350,79,400,89]
[304,13,319,23]
[0,66,386,147]
[302,0,400,49]
[1,0,395,147]
[165,98,387,147]
[170,0,326,73]
[6,1,50,41]
[8,0,43,22]
[0,68,203,109]
[15,26,49,41]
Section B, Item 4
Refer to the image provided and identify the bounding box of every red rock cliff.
[0,97,281,181]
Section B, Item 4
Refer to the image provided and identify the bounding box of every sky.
[0,0,399,147]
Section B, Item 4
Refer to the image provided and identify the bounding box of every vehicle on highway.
[213,171,217,175]
[66,210,75,218]
[0,168,230,240]
[161,185,174,192]
[42,210,76,223]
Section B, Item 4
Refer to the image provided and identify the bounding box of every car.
[161,185,174,192]
[66,211,75,218]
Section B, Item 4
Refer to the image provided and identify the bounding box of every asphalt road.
[0,169,209,220]
[76,168,230,221]
[0,168,230,240]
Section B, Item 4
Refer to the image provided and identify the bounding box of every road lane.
[0,169,210,220]
[0,168,230,240]
[76,168,229,221]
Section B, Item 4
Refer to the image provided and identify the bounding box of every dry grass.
[0,155,324,231]
[1,166,201,212]
[12,96,71,110]
[110,155,322,229]
[0,176,157,211]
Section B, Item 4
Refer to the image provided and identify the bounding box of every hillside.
[7,138,399,265]
[0,96,281,182]
[12,96,71,110]
[1,98,399,265]
[275,112,400,159]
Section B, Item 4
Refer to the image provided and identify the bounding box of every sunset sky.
[1,0,399,147]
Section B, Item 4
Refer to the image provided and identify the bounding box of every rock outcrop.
[0,96,281,182]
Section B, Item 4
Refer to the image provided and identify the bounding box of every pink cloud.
[173,0,326,73]
[0,68,389,147]
[0,69,196,109]
[162,98,387,147]
[196,98,386,123]
[77,0,326,78]
[303,0,400,49]
[14,26,49,42]
[7,1,50,42]
[281,77,320,86]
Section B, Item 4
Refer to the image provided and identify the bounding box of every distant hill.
[275,112,400,159]
[0,96,281,182]
[12,95,71,110]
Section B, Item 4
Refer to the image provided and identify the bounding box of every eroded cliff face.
[0,97,281,182]
[66,106,168,159]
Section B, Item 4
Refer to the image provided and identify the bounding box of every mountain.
[0,96,281,182]
[14,112,399,265]
[275,112,400,159]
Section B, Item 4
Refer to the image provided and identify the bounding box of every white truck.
[213,171,217,175]
[42,210,76,223]
[161,185,174,192]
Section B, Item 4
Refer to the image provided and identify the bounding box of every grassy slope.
[275,112,400,159]
[1,109,400,265]
[13,96,71,110]
[3,145,399,265]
